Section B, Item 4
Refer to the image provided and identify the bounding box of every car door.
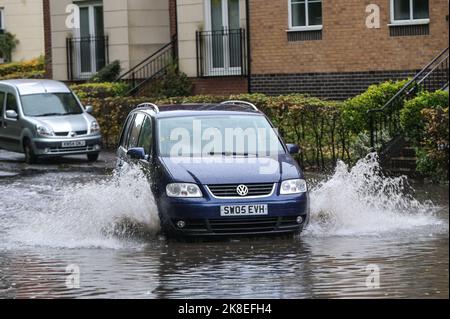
[1,91,22,152]
[0,91,6,149]
[117,112,146,169]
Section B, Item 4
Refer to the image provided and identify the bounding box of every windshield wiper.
[63,112,82,116]
[36,113,65,117]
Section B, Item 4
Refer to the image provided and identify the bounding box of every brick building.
[43,0,449,99]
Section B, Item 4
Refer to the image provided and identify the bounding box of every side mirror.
[85,105,93,114]
[5,110,18,119]
[286,143,300,155]
[127,147,146,160]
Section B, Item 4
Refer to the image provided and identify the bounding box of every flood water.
[0,155,448,299]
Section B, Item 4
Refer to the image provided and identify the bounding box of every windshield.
[157,115,285,157]
[21,93,84,117]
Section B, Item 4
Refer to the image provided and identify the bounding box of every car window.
[120,114,135,148]
[0,92,5,117]
[6,93,18,113]
[20,93,83,117]
[127,113,145,149]
[138,116,153,154]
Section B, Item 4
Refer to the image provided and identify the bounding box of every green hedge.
[81,94,355,170]
[71,82,130,99]
[0,56,45,80]
[400,90,449,145]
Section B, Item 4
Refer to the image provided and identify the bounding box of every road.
[0,149,448,298]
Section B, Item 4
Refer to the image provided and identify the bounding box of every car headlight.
[166,183,203,198]
[36,125,54,137]
[280,179,307,195]
[90,121,100,134]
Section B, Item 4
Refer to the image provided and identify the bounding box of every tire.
[87,153,100,162]
[24,139,37,164]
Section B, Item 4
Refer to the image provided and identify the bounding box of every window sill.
[287,25,323,32]
[388,19,430,27]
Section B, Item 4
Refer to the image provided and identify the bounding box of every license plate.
[220,205,268,216]
[61,141,86,148]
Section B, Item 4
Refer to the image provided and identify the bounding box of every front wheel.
[87,153,100,162]
[24,140,38,164]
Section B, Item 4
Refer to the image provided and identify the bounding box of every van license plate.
[62,141,86,148]
[220,205,268,216]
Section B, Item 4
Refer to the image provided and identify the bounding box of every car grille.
[173,216,302,235]
[54,130,88,137]
[207,183,275,198]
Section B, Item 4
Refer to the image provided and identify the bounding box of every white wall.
[0,0,44,62]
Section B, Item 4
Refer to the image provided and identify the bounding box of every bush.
[0,32,19,63]
[90,60,121,83]
[81,94,355,170]
[142,63,192,98]
[70,82,129,99]
[342,80,408,133]
[0,56,45,79]
[400,90,449,145]
[416,107,449,181]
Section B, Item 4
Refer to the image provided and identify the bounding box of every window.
[120,114,135,148]
[20,93,83,117]
[127,113,145,149]
[0,92,5,117]
[6,93,18,113]
[289,0,322,31]
[138,116,153,155]
[391,0,429,25]
[0,8,5,31]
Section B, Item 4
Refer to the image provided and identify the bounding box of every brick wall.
[43,0,53,79]
[251,69,419,100]
[249,0,448,74]
[191,77,248,95]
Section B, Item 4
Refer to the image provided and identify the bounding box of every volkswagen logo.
[236,184,249,197]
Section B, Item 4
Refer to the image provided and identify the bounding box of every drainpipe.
[246,0,251,93]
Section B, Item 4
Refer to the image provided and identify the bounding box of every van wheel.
[87,153,99,162]
[24,140,37,164]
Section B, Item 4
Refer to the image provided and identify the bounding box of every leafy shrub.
[342,80,408,133]
[416,107,449,181]
[0,32,19,63]
[0,56,45,79]
[70,82,129,99]
[140,63,192,98]
[400,90,449,145]
[81,94,356,170]
[90,60,121,83]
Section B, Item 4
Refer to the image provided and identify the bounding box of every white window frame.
[389,0,430,26]
[288,0,323,32]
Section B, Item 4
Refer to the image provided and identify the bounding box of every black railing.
[117,38,177,96]
[368,47,449,149]
[196,28,248,77]
[66,36,109,81]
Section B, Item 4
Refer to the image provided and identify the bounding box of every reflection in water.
[0,155,448,298]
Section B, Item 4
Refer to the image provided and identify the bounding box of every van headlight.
[166,183,203,198]
[90,121,100,134]
[280,179,307,195]
[36,125,54,137]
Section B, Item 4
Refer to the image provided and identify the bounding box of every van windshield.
[157,115,285,157]
[21,93,84,117]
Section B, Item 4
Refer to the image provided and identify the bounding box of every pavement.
[0,148,117,178]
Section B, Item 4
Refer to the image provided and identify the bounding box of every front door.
[77,3,105,78]
[1,92,22,152]
[207,0,241,75]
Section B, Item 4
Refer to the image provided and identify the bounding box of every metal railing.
[368,47,449,149]
[117,38,177,96]
[196,28,248,77]
[66,35,109,81]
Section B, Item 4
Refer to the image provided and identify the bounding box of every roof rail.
[137,102,160,114]
[220,100,259,112]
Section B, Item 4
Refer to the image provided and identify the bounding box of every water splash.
[5,167,160,249]
[306,153,444,236]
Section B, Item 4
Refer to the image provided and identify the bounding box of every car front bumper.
[158,192,310,237]
[32,135,102,156]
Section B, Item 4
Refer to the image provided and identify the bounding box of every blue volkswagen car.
[117,101,309,238]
